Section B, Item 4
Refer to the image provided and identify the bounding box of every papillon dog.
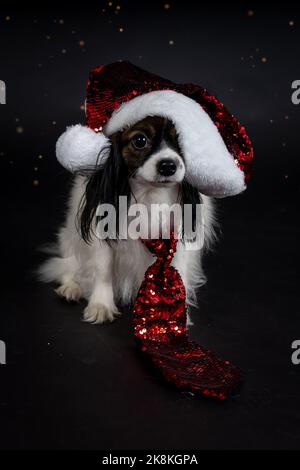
[39,116,215,324]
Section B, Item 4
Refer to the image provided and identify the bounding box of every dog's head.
[80,116,200,242]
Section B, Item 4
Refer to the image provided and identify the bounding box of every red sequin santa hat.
[56,61,253,198]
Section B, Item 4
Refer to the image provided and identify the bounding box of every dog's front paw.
[55,281,83,302]
[83,303,121,324]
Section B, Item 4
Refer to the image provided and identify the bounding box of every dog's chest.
[112,239,154,303]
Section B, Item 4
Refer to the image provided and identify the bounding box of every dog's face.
[80,116,200,243]
[111,116,185,185]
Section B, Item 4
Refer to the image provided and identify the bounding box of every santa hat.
[56,61,253,198]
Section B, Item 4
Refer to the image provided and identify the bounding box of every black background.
[0,0,299,450]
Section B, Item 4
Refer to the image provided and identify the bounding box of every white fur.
[39,175,216,325]
[56,124,110,172]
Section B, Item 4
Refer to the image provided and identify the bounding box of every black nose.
[157,159,177,177]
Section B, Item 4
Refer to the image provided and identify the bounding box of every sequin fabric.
[133,234,242,400]
[86,61,253,181]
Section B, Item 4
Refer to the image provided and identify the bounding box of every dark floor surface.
[0,174,299,450]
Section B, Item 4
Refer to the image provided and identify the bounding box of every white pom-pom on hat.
[56,124,110,173]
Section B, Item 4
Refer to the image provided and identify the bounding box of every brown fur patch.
[110,116,181,173]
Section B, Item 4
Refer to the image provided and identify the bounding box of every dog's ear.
[181,179,202,241]
[79,135,131,243]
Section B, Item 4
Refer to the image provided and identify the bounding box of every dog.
[39,116,216,324]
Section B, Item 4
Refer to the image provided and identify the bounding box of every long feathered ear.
[79,137,131,244]
[180,179,202,242]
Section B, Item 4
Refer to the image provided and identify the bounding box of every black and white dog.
[39,116,215,324]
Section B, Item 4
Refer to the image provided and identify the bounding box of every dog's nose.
[157,159,177,177]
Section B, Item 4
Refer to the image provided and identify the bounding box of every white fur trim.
[104,90,246,197]
[56,124,110,173]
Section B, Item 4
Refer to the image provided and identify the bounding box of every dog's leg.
[172,242,205,327]
[55,261,83,302]
[172,243,191,326]
[83,242,120,324]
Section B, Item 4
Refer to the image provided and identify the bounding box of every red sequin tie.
[133,235,241,400]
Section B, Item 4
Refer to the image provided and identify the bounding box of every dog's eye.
[131,133,148,149]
